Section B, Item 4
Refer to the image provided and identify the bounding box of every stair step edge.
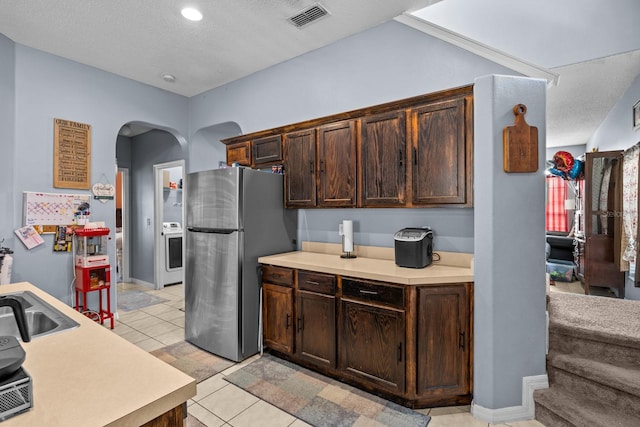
[534,387,640,427]
[548,353,640,397]
[549,323,640,350]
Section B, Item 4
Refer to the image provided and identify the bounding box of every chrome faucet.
[0,296,30,342]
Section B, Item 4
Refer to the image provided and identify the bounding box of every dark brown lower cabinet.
[262,283,294,354]
[296,290,336,368]
[260,264,472,408]
[340,299,406,395]
[416,285,471,399]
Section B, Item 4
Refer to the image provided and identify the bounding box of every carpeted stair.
[534,292,640,426]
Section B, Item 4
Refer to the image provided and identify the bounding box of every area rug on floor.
[224,353,430,427]
[117,290,168,312]
[151,341,235,382]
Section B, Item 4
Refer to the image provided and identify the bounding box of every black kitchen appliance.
[0,296,32,421]
[394,227,433,268]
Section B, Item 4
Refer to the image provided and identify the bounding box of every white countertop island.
[0,282,196,427]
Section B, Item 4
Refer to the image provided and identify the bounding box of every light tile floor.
[109,282,544,427]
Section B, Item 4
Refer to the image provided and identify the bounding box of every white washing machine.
[161,222,183,286]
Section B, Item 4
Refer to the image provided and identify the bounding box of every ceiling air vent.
[288,3,329,28]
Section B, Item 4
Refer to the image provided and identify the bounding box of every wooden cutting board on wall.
[503,104,538,173]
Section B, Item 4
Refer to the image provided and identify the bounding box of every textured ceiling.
[1,0,639,148]
[0,0,438,97]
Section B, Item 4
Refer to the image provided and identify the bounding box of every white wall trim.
[393,14,559,86]
[471,375,549,423]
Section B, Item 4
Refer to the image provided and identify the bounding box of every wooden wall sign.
[54,118,91,189]
[503,104,538,173]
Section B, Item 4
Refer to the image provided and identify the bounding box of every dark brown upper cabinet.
[358,110,407,207]
[410,97,472,206]
[222,85,474,209]
[253,135,282,166]
[317,120,357,207]
[284,129,316,208]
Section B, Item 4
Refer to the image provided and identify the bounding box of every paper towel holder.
[338,220,357,259]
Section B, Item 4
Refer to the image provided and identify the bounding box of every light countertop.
[258,242,474,285]
[0,282,196,427]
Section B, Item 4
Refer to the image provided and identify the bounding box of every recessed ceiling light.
[162,73,176,83]
[181,7,203,21]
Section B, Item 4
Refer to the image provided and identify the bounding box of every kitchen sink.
[0,291,79,340]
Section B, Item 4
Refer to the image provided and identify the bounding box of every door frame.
[118,167,131,283]
[153,160,185,290]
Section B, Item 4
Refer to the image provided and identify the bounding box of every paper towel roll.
[339,220,354,253]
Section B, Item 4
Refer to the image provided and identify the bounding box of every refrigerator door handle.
[187,227,236,234]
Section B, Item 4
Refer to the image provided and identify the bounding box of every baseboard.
[471,374,549,423]
[129,278,155,289]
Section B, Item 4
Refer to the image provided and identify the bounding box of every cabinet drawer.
[262,265,294,287]
[298,270,336,294]
[342,278,405,309]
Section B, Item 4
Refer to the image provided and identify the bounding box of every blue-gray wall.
[588,72,640,300]
[474,75,547,411]
[0,34,15,256]
[7,43,189,304]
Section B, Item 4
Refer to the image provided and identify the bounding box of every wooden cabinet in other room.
[358,110,407,207]
[339,278,406,394]
[583,150,625,298]
[410,97,472,206]
[416,284,471,400]
[296,271,337,368]
[262,266,295,354]
[226,141,252,166]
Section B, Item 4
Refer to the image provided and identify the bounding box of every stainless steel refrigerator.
[184,167,297,362]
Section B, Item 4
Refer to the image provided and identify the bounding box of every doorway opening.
[154,161,185,290]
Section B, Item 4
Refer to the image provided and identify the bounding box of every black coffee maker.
[394,227,434,268]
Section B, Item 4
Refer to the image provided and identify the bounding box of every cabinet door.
[226,141,252,166]
[262,283,294,354]
[284,129,316,208]
[296,291,336,368]
[416,285,470,398]
[411,98,467,205]
[317,121,357,207]
[340,299,405,394]
[253,135,282,165]
[359,111,407,207]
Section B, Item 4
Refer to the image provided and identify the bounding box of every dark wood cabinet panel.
[342,277,404,309]
[416,285,470,398]
[317,121,357,207]
[253,135,282,165]
[226,141,251,166]
[262,283,294,354]
[359,111,407,207]
[340,299,405,394]
[296,290,336,368]
[411,98,468,205]
[284,129,316,208]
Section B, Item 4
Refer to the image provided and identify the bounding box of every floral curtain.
[621,144,639,271]
[546,176,568,232]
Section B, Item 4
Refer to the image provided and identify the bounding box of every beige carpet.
[548,292,640,346]
[150,341,235,382]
